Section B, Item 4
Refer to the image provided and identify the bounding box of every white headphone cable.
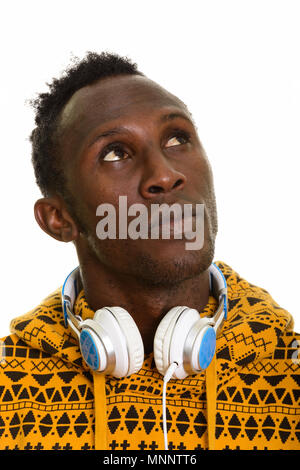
[162,361,179,450]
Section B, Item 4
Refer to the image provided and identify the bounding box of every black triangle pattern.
[142,407,156,435]
[263,375,286,386]
[238,373,260,386]
[125,405,139,434]
[32,374,54,386]
[217,346,231,361]
[246,297,263,306]
[108,406,121,434]
[236,352,257,366]
[4,371,28,383]
[57,372,78,384]
[176,409,190,436]
[228,414,242,440]
[215,412,224,439]
[248,322,271,334]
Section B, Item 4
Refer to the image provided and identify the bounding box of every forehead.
[59,75,189,138]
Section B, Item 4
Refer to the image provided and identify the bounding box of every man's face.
[58,75,218,286]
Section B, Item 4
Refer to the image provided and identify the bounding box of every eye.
[101,143,129,162]
[165,131,190,148]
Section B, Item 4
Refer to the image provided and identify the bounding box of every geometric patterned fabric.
[0,261,299,450]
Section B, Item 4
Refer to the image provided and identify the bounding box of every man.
[0,52,299,451]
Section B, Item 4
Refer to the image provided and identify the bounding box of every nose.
[139,152,187,199]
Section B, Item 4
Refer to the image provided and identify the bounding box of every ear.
[34,196,79,242]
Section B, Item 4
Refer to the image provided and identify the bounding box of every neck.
[77,254,211,355]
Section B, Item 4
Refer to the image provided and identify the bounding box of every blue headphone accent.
[62,267,81,327]
[209,263,228,320]
[198,328,216,370]
[79,329,101,370]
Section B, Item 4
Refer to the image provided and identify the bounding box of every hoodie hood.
[9,261,294,450]
[10,261,293,376]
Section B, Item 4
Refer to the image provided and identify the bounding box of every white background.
[0,0,299,336]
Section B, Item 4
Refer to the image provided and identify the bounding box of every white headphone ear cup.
[95,307,144,377]
[108,306,144,376]
[154,306,188,376]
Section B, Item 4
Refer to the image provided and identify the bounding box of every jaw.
[75,225,216,290]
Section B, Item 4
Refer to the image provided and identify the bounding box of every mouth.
[148,206,198,237]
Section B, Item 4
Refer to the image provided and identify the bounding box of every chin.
[84,225,216,288]
[131,238,215,288]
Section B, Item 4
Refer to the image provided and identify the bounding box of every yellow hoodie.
[0,261,299,450]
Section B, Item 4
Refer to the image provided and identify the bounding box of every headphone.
[62,263,227,380]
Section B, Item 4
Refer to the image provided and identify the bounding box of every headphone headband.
[62,263,228,331]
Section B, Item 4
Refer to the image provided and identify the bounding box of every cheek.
[201,160,215,194]
[76,165,140,218]
[72,179,133,236]
[69,162,108,209]
[183,153,214,196]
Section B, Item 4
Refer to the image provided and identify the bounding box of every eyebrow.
[160,112,193,125]
[88,111,194,148]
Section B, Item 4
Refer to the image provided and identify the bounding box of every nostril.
[148,179,184,194]
[148,185,163,194]
[173,178,184,189]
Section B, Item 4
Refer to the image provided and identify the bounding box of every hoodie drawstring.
[93,358,217,451]
[206,353,217,450]
[93,372,107,450]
